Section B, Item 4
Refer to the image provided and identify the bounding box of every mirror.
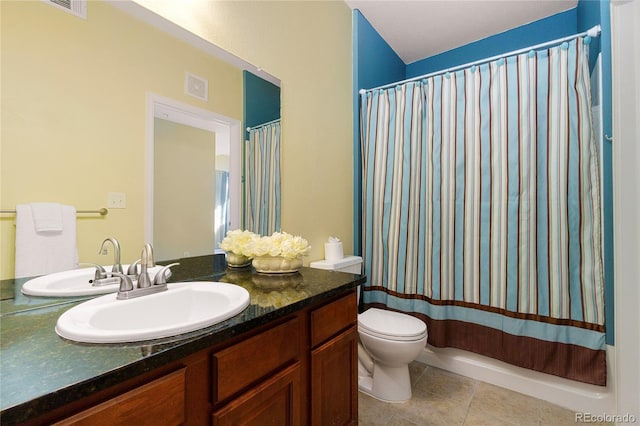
[0,0,280,278]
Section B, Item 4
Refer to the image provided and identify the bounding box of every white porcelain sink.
[21,265,167,297]
[55,282,250,343]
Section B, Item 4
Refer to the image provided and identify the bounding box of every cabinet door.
[311,326,358,426]
[212,362,301,426]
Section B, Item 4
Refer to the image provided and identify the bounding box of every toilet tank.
[309,256,363,274]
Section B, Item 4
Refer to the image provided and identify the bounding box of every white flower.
[219,229,259,257]
[243,231,311,259]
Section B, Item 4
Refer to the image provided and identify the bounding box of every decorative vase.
[225,252,251,268]
[252,256,303,274]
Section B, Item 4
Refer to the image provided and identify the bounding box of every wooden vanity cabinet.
[310,291,359,426]
[211,317,303,425]
[42,289,357,426]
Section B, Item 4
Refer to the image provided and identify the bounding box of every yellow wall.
[132,0,355,265]
[0,1,242,278]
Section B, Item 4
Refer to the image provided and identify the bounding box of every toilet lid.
[358,308,427,341]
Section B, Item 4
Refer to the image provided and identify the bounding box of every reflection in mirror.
[148,96,241,261]
[0,0,280,278]
[242,72,282,235]
[153,119,215,260]
[245,120,281,235]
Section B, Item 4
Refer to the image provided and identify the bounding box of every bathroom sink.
[55,281,250,343]
[21,265,167,297]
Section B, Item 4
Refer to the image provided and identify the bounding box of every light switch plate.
[107,192,126,209]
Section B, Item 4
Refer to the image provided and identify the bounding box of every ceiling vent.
[43,0,86,19]
[185,72,209,102]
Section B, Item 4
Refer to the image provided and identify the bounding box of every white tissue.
[324,236,344,261]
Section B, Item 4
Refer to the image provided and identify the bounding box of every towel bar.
[0,208,108,216]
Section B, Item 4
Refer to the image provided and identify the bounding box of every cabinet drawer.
[212,317,300,403]
[54,368,186,426]
[310,291,357,348]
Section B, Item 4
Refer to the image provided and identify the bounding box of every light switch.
[107,192,126,209]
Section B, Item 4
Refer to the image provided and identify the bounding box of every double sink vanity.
[0,254,365,425]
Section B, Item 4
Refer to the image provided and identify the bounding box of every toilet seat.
[358,308,427,341]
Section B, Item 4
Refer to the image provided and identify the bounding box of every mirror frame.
[145,93,241,249]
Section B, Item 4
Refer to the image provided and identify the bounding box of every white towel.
[31,202,64,232]
[15,203,79,278]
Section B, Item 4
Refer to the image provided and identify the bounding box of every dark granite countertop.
[0,254,365,425]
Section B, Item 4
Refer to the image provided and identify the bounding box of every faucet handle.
[127,259,141,276]
[153,263,180,285]
[110,272,134,294]
[79,262,108,282]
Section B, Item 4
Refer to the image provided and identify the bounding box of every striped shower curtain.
[360,38,606,385]
[214,170,230,251]
[245,120,281,235]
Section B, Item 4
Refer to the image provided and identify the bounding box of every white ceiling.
[345,0,578,64]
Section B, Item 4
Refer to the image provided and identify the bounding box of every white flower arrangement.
[219,229,259,257]
[245,231,311,259]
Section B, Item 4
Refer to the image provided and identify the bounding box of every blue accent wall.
[243,70,281,140]
[578,0,614,345]
[577,0,604,71]
[352,0,614,344]
[352,10,405,255]
[406,9,577,77]
[353,10,405,91]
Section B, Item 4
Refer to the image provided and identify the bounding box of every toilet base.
[358,363,412,403]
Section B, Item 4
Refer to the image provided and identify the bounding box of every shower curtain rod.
[246,118,281,132]
[360,25,601,94]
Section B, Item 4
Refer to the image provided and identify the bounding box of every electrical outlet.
[107,192,126,209]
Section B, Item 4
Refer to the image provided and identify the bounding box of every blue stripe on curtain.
[360,38,605,385]
[245,121,281,235]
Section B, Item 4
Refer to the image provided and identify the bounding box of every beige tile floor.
[358,362,612,426]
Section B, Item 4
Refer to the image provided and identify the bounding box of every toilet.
[309,256,428,403]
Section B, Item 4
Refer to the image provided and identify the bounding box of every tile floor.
[358,362,612,426]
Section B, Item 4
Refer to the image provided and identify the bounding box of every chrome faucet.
[98,237,123,274]
[114,245,178,300]
[137,243,156,289]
